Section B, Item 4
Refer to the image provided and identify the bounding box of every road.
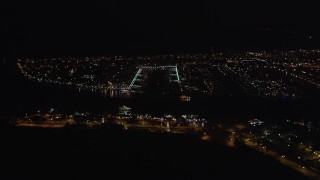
[242,135,320,179]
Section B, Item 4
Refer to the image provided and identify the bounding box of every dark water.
[1,60,320,122]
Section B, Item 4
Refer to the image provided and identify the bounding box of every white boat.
[119,105,132,111]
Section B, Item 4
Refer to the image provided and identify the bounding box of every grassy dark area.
[0,126,309,179]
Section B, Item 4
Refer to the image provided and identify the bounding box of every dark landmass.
[0,126,309,179]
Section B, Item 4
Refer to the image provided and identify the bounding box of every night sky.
[1,1,320,57]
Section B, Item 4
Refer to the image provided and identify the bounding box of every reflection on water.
[78,88,131,98]
[102,89,131,98]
